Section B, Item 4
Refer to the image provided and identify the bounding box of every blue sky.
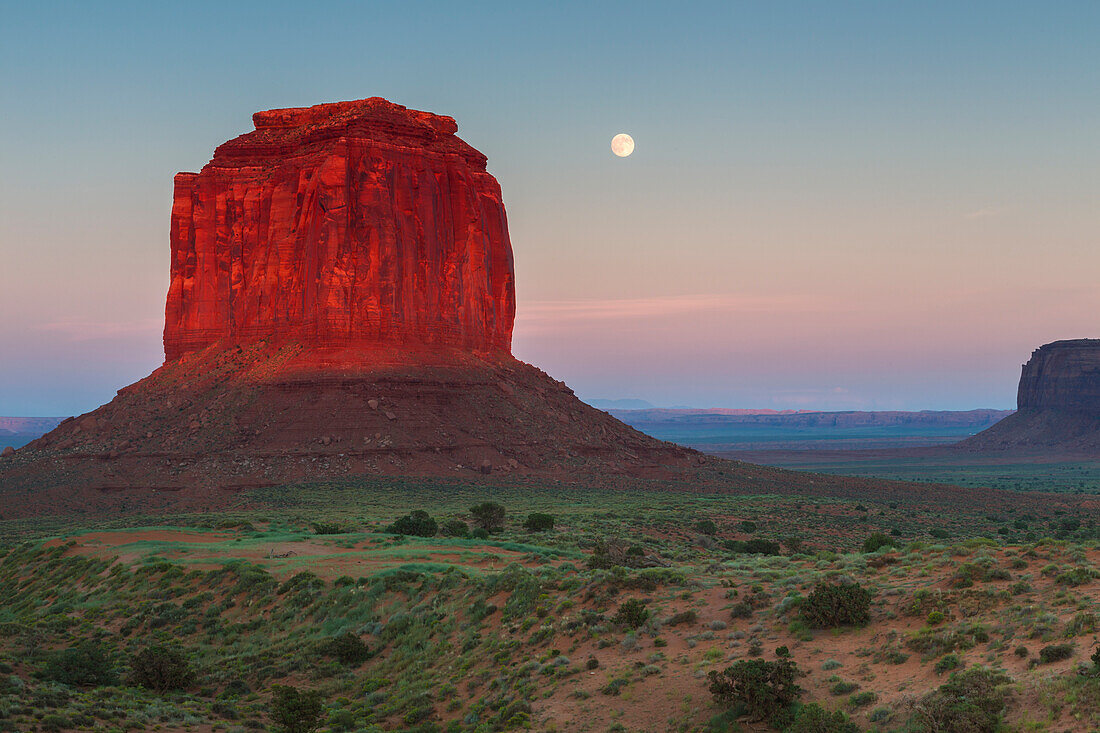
[2,1,1098,414]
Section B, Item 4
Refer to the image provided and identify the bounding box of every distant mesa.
[587,398,657,410]
[961,339,1100,452]
[0,417,65,451]
[0,98,705,514]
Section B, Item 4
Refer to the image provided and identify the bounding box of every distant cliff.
[0,417,65,435]
[962,340,1100,453]
[1017,339,1100,411]
[0,417,65,450]
[610,408,1012,451]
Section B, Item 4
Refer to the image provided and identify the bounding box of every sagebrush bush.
[440,519,469,537]
[724,538,781,555]
[862,532,895,553]
[707,658,800,722]
[270,685,323,733]
[694,519,718,536]
[786,702,859,732]
[910,668,1008,733]
[666,609,697,626]
[322,632,370,665]
[612,599,649,629]
[1038,643,1074,664]
[385,510,438,537]
[1055,567,1098,586]
[469,502,506,533]
[310,521,346,535]
[523,513,554,532]
[729,601,753,619]
[128,645,192,692]
[42,641,117,687]
[934,654,962,674]
[801,582,872,628]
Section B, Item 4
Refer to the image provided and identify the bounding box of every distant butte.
[961,339,1100,452]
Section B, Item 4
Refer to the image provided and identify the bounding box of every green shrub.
[929,528,951,539]
[270,685,324,733]
[41,715,70,732]
[849,691,877,708]
[612,599,649,629]
[729,602,754,619]
[927,611,945,626]
[602,677,629,696]
[471,527,490,539]
[909,668,1009,733]
[386,510,438,537]
[783,536,804,554]
[128,645,193,691]
[42,641,117,687]
[310,521,346,535]
[1038,643,1074,664]
[441,519,469,537]
[724,538,781,555]
[830,680,858,695]
[666,610,697,626]
[523,513,555,532]
[1014,645,1029,658]
[862,532,895,553]
[1055,567,1098,586]
[694,519,718,536]
[322,632,371,666]
[470,502,506,533]
[869,707,892,724]
[934,654,962,674]
[707,658,800,722]
[739,521,758,533]
[801,582,872,628]
[786,703,859,733]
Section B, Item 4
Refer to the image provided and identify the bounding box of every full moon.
[611,133,634,157]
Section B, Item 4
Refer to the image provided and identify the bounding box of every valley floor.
[0,479,1097,732]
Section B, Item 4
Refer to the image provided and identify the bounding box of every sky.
[1,1,1098,415]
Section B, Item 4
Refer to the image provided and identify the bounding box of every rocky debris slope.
[0,342,708,515]
[960,340,1100,452]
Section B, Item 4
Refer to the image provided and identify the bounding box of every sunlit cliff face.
[164,98,516,363]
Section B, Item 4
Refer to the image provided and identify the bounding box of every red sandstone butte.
[164,98,516,361]
[1,97,714,513]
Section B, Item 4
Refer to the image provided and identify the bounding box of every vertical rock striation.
[164,98,515,361]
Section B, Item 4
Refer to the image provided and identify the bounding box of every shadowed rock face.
[165,98,515,361]
[1017,340,1100,411]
